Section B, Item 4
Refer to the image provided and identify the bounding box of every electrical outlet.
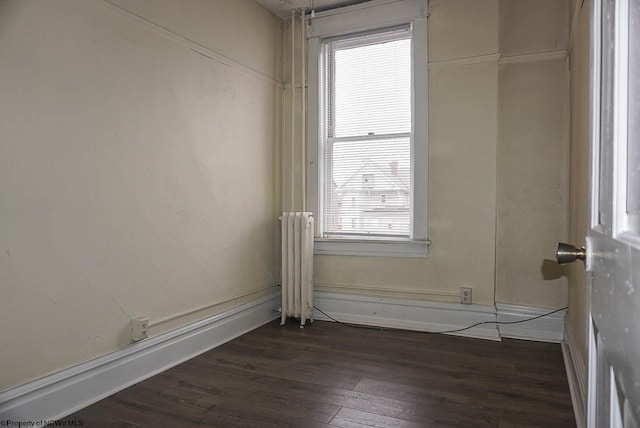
[460,287,472,305]
[131,316,149,341]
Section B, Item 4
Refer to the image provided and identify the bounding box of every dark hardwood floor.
[58,320,576,427]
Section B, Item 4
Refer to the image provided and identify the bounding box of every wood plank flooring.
[57,320,576,427]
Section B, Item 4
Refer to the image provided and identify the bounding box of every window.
[307,0,428,258]
[362,173,376,190]
[324,26,411,239]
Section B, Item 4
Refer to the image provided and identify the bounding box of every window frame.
[306,0,429,258]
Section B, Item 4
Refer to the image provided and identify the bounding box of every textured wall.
[427,0,499,62]
[499,0,569,56]
[496,58,570,307]
[495,0,570,308]
[0,0,282,390]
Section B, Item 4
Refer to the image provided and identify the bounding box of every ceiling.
[256,0,371,18]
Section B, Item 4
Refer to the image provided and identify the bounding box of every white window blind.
[321,26,413,238]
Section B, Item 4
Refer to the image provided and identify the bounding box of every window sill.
[314,238,430,258]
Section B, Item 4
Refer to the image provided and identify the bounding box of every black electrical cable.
[312,305,568,335]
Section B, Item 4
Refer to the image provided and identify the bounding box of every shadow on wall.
[540,259,569,280]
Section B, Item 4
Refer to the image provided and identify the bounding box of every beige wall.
[0,0,282,390]
[567,0,592,372]
[301,0,571,309]
[500,0,569,56]
[427,0,498,61]
[106,0,282,79]
[496,0,570,308]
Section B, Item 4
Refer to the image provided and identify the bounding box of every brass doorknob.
[555,242,586,264]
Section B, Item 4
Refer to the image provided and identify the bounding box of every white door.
[587,0,640,426]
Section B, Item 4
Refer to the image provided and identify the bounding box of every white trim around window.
[306,0,429,258]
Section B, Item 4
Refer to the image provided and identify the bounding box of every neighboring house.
[330,160,410,236]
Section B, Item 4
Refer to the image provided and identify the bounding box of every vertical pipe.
[281,85,286,215]
[280,213,288,325]
[281,20,287,216]
[290,11,296,211]
[301,9,307,211]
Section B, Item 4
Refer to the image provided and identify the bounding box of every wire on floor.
[312,305,568,335]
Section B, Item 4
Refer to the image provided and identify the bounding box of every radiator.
[280,212,314,327]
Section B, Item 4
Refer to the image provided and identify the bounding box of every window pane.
[331,31,411,138]
[323,137,411,238]
[322,27,413,239]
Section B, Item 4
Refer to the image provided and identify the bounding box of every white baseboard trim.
[0,292,280,423]
[562,317,587,428]
[496,303,566,342]
[313,291,500,340]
